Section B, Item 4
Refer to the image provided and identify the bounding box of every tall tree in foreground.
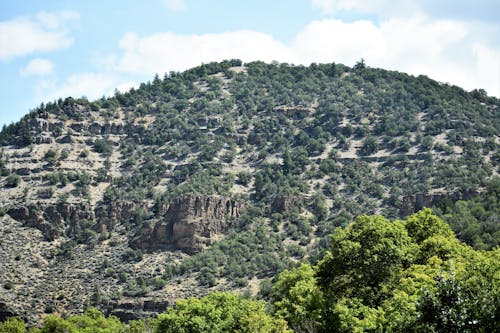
[156,292,290,333]
[271,209,499,332]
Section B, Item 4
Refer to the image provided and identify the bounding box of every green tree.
[5,174,21,188]
[272,209,499,332]
[156,292,290,333]
[0,317,26,333]
[416,248,500,332]
[317,215,417,303]
[37,308,125,333]
[270,263,324,332]
[359,136,378,156]
[282,149,293,175]
[39,316,76,333]
[93,139,113,155]
[311,193,328,221]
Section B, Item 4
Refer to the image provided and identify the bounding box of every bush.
[122,249,143,262]
[93,139,113,154]
[79,149,89,158]
[360,136,378,155]
[236,171,252,185]
[156,292,290,333]
[44,148,58,162]
[60,149,69,159]
[0,317,26,333]
[5,174,21,188]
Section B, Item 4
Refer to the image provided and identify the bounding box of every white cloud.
[112,30,295,75]
[293,19,386,65]
[20,58,54,76]
[292,16,469,68]
[311,0,418,17]
[0,11,79,60]
[36,73,117,102]
[292,16,499,96]
[35,11,80,29]
[162,0,187,11]
[311,0,375,14]
[106,14,499,97]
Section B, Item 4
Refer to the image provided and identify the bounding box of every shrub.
[79,149,89,158]
[5,174,21,188]
[93,139,113,154]
[44,148,58,162]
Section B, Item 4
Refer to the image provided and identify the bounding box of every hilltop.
[0,59,498,323]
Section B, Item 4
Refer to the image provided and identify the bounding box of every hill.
[0,59,498,323]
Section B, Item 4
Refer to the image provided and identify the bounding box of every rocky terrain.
[132,195,241,253]
[0,60,498,323]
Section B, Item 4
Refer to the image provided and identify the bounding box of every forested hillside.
[1,210,498,332]
[0,60,498,324]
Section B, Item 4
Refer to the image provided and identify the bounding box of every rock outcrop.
[272,195,303,213]
[399,190,478,216]
[132,195,241,253]
[107,298,173,322]
[7,201,135,240]
[94,201,136,233]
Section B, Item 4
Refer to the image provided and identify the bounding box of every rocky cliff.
[399,190,479,216]
[7,201,135,241]
[132,195,241,253]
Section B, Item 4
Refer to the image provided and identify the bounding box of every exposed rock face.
[107,298,173,322]
[94,201,136,233]
[8,205,66,240]
[68,121,126,135]
[132,195,241,253]
[272,195,303,213]
[33,135,54,144]
[399,190,478,216]
[7,201,135,240]
[56,134,73,144]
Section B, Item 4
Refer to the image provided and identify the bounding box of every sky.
[0,0,499,127]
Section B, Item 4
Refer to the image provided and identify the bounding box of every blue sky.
[1,0,499,127]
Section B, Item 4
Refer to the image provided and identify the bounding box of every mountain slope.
[0,59,498,323]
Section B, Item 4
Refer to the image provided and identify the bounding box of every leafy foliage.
[271,209,499,332]
[434,177,500,249]
[156,292,290,333]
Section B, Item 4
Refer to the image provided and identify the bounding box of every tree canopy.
[271,209,499,332]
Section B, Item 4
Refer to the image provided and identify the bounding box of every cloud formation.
[112,30,295,75]
[106,14,499,97]
[0,11,79,60]
[162,0,187,11]
[26,3,499,105]
[293,16,499,96]
[36,73,117,102]
[311,0,418,17]
[20,58,54,76]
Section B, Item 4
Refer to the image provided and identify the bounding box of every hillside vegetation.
[1,210,498,332]
[0,60,498,323]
